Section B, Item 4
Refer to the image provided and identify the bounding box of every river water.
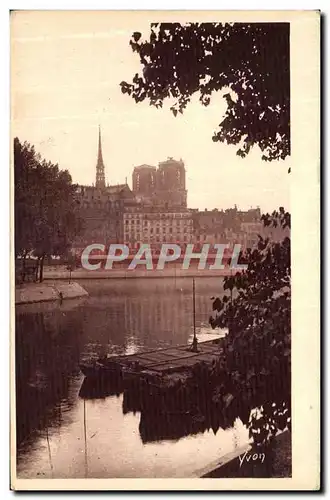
[15,277,249,478]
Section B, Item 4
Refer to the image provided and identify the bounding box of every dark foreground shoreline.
[203,431,291,478]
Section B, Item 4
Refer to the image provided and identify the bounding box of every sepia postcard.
[10,10,320,491]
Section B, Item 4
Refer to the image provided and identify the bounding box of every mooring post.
[192,278,198,352]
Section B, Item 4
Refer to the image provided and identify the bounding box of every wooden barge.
[79,278,226,389]
[79,338,224,388]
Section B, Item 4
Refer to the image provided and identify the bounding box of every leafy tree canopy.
[210,208,291,445]
[121,22,290,162]
[14,138,83,267]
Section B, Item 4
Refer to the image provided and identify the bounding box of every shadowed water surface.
[16,278,249,478]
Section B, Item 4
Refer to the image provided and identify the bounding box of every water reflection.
[15,309,82,447]
[79,373,123,400]
[78,357,252,447]
[16,277,248,478]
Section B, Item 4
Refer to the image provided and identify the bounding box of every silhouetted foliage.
[14,137,83,281]
[210,209,291,445]
[121,23,290,161]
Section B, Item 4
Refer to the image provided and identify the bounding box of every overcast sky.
[11,11,291,212]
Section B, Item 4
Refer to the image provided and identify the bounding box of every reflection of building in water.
[122,289,216,347]
[75,283,219,357]
[15,310,83,447]
[123,292,189,346]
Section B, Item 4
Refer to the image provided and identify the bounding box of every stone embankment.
[15,281,89,305]
[197,430,291,478]
[43,265,234,280]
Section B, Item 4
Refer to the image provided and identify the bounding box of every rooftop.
[133,164,157,170]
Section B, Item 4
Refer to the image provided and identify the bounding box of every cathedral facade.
[73,128,189,255]
[72,128,264,259]
[73,127,135,252]
[132,157,187,209]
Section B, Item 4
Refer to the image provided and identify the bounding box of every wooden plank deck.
[114,339,223,376]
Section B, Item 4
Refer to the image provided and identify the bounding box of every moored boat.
[79,281,223,384]
[79,355,122,379]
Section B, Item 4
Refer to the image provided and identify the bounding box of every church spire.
[96,125,106,189]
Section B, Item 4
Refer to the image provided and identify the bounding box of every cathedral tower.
[95,125,106,189]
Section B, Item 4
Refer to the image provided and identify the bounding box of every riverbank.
[199,430,291,478]
[15,281,89,305]
[43,265,235,280]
